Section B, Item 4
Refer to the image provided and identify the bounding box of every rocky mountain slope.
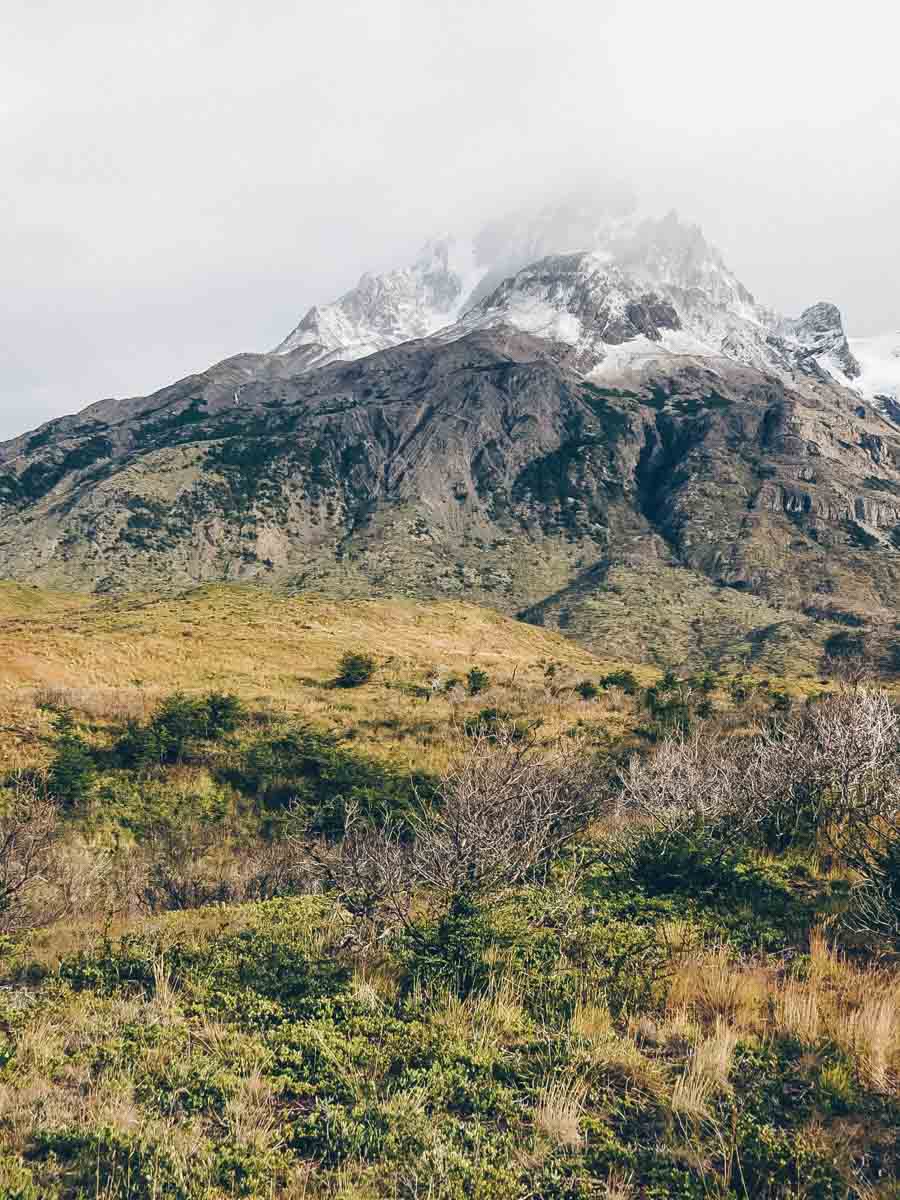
[3,196,900,670]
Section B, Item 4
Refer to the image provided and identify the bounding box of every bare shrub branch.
[841,880,900,946]
[0,775,62,933]
[614,732,757,840]
[301,802,413,951]
[302,728,606,946]
[410,728,604,899]
[754,687,900,858]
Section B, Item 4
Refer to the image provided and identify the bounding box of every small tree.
[411,728,603,899]
[466,666,490,696]
[304,728,605,956]
[140,693,209,764]
[842,835,900,949]
[115,690,245,768]
[336,652,376,687]
[753,686,900,856]
[204,691,245,737]
[575,679,599,701]
[47,712,95,809]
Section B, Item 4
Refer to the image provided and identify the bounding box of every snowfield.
[851,332,900,401]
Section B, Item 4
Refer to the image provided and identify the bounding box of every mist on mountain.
[3,0,899,438]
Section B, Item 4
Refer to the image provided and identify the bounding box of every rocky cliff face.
[3,195,900,668]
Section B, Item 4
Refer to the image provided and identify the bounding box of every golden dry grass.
[667,937,900,1096]
[0,582,655,771]
[534,1074,588,1149]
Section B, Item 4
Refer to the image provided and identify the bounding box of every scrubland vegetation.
[1,589,900,1198]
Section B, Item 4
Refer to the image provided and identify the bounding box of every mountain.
[271,183,637,366]
[272,237,486,365]
[276,203,864,389]
[3,193,900,671]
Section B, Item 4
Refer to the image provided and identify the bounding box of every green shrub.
[737,1117,850,1200]
[728,672,755,703]
[403,894,492,997]
[232,723,429,832]
[336,652,376,687]
[151,693,212,760]
[47,712,95,808]
[466,666,490,696]
[599,669,639,695]
[607,823,748,897]
[574,679,598,701]
[114,717,169,768]
[0,1152,41,1200]
[114,691,244,767]
[635,672,697,740]
[462,707,531,741]
[204,691,245,736]
[688,669,717,694]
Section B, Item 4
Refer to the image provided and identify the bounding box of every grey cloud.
[2,0,899,438]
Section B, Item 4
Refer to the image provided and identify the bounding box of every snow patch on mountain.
[434,214,874,393]
[274,237,486,364]
[851,332,900,403]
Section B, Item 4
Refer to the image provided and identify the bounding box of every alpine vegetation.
[2,621,900,1198]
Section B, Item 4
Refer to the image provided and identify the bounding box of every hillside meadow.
[0,584,898,1199]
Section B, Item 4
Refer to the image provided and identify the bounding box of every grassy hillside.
[0,583,607,692]
[0,583,652,773]
[521,559,844,676]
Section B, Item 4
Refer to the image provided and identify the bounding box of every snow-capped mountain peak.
[273,234,485,363]
[271,190,884,405]
[438,213,855,385]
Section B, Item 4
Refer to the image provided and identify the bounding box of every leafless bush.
[241,839,318,901]
[411,728,604,898]
[754,687,900,858]
[44,839,116,921]
[841,879,900,948]
[136,822,313,913]
[0,776,63,933]
[614,732,760,842]
[304,808,413,950]
[609,686,900,875]
[304,728,606,942]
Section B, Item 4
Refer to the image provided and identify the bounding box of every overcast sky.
[3,0,899,440]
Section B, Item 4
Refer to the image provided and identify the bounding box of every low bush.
[466,666,490,696]
[231,723,429,833]
[402,893,493,996]
[599,669,639,694]
[462,707,530,740]
[336,651,376,687]
[114,690,244,767]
